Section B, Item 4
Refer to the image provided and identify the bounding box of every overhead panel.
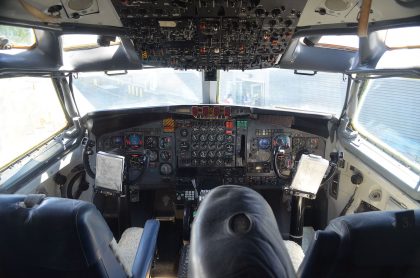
[111,0,308,70]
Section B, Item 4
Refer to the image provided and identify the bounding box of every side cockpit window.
[353,77,420,174]
[0,77,68,172]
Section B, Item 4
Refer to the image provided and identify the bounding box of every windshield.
[73,68,348,116]
[72,69,203,116]
[218,69,348,116]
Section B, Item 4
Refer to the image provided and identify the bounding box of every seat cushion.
[114,227,144,276]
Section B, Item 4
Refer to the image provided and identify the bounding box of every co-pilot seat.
[0,194,159,278]
[188,185,300,278]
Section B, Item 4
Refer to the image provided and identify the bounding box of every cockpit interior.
[0,0,419,277]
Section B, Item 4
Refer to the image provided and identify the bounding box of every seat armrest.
[132,219,160,278]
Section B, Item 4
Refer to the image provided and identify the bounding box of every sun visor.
[0,26,142,74]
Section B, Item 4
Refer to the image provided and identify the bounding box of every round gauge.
[180,129,188,137]
[200,134,207,142]
[199,151,207,158]
[192,143,199,150]
[127,134,142,148]
[208,143,216,150]
[192,126,200,133]
[192,150,199,158]
[273,134,290,149]
[180,141,190,151]
[275,153,293,179]
[200,142,208,149]
[159,137,172,149]
[160,163,173,175]
[209,126,216,132]
[148,150,158,162]
[145,136,158,149]
[129,155,142,168]
[192,134,199,142]
[208,134,216,142]
[308,138,319,149]
[217,126,225,132]
[216,143,224,150]
[200,159,207,166]
[226,144,234,152]
[216,134,225,142]
[208,150,216,158]
[160,150,171,161]
[226,135,234,143]
[258,138,270,149]
[216,159,224,166]
[113,136,123,146]
[216,150,224,158]
[207,159,215,166]
[293,137,306,149]
[200,126,207,132]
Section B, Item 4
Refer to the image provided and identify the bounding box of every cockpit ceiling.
[0,0,418,71]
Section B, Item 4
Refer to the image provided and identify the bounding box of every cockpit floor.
[151,221,182,278]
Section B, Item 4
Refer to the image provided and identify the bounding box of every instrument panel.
[95,108,326,193]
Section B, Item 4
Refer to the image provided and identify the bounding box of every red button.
[225,121,234,129]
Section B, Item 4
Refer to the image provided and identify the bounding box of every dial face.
[216,150,224,158]
[126,133,142,148]
[192,150,199,158]
[273,134,290,149]
[180,129,188,137]
[160,150,171,161]
[226,144,234,152]
[113,136,123,146]
[192,126,200,133]
[199,150,207,158]
[308,138,319,149]
[200,134,207,142]
[293,137,306,149]
[275,153,293,179]
[129,155,143,168]
[160,163,172,175]
[208,134,216,141]
[148,150,158,162]
[192,134,199,142]
[208,150,216,158]
[160,136,172,149]
[145,136,158,149]
[216,134,225,142]
[258,138,271,149]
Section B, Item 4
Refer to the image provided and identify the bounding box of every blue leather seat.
[0,194,159,278]
[298,209,420,278]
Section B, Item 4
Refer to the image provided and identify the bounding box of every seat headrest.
[189,185,296,278]
[326,209,420,267]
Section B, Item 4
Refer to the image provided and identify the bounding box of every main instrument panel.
[111,0,307,70]
[96,106,326,200]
